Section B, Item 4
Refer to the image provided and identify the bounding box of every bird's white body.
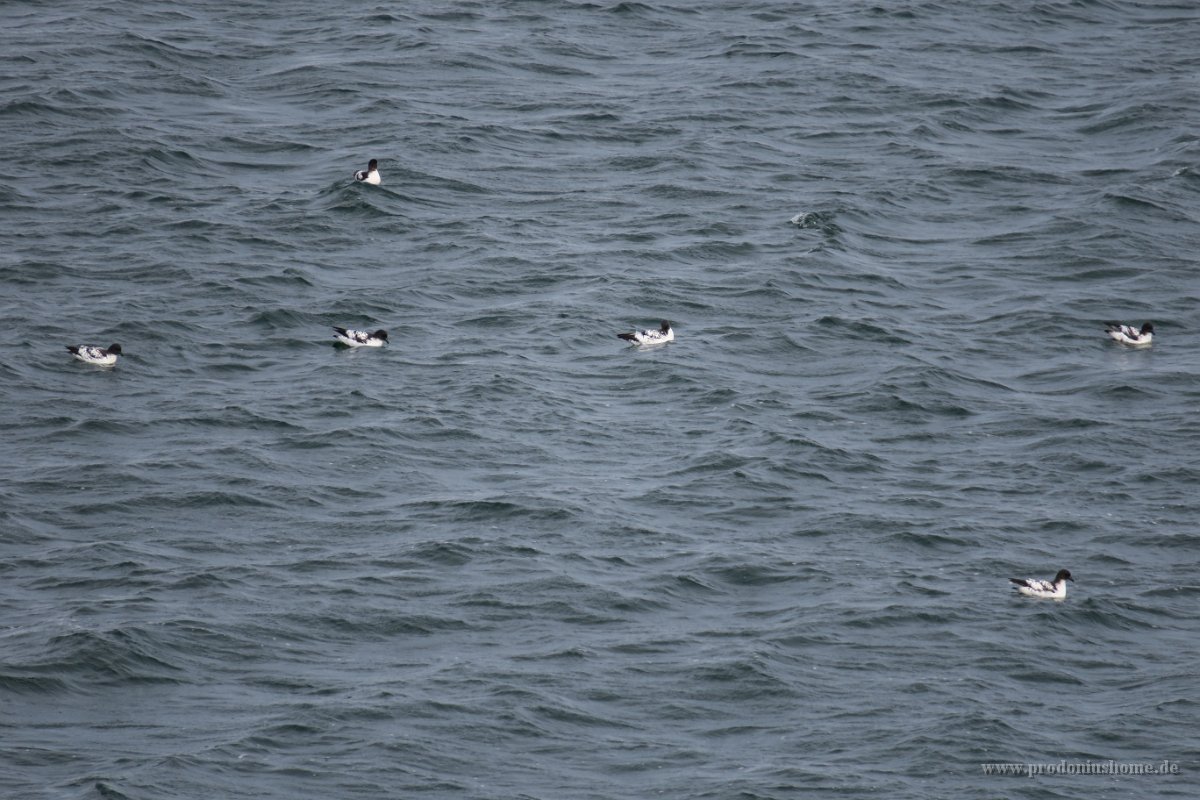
[333,327,388,347]
[1010,569,1073,600]
[67,344,122,366]
[1105,322,1153,346]
[354,159,381,185]
[618,321,674,346]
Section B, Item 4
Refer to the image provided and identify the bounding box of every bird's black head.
[1141,323,1154,334]
[373,329,388,340]
[107,344,123,354]
[368,159,378,170]
[659,320,671,332]
[1054,569,1073,583]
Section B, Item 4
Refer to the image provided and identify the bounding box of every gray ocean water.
[2,1,1199,798]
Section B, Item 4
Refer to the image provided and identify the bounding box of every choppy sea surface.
[2,2,1199,798]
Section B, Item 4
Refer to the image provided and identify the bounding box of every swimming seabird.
[333,327,388,347]
[66,343,122,366]
[1105,322,1153,346]
[617,320,674,346]
[1010,569,1073,600]
[354,159,381,185]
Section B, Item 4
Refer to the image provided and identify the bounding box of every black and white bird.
[66,343,122,366]
[1010,569,1073,600]
[354,158,380,185]
[333,327,388,347]
[617,320,674,346]
[1105,321,1153,346]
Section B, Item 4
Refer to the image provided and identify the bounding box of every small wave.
[36,628,185,685]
